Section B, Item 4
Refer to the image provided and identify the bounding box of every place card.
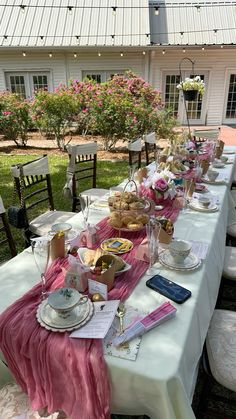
[70,300,120,339]
[88,278,108,300]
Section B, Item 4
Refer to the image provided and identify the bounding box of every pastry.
[136,214,149,225]
[127,221,143,230]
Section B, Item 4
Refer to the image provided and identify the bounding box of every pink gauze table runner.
[0,218,150,419]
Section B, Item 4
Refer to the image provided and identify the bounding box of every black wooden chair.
[11,155,74,240]
[128,138,142,169]
[144,132,157,166]
[0,195,17,259]
[66,142,107,212]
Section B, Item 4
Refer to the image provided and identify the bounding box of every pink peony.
[154,178,168,193]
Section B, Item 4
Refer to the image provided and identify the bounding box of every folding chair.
[196,310,236,417]
[144,132,157,166]
[11,155,74,239]
[66,142,107,212]
[0,195,17,259]
[128,138,142,169]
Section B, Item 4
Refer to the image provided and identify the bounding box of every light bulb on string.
[67,6,73,15]
[142,51,146,55]
[202,46,205,51]
[98,52,101,57]
[154,7,159,16]
[20,5,26,13]
[112,7,117,16]
[73,52,77,58]
[120,52,124,57]
[195,5,201,13]
[49,52,53,58]
[182,48,186,53]
[22,51,26,57]
[162,49,165,55]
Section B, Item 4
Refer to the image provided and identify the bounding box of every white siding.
[151,48,236,125]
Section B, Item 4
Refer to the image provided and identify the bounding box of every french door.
[223,72,236,124]
[5,72,50,99]
[163,71,208,125]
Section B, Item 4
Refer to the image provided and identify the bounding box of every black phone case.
[146,275,191,304]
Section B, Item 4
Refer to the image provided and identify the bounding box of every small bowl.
[207,170,219,182]
[198,197,211,208]
[169,240,192,263]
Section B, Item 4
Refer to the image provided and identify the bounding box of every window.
[226,74,236,119]
[5,72,50,98]
[82,71,125,83]
[164,75,180,117]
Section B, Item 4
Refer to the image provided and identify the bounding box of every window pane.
[226,74,236,119]
[9,75,26,98]
[33,75,48,92]
[164,75,180,117]
[85,74,101,83]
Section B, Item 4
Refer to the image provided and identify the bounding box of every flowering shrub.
[177,76,205,96]
[0,92,31,146]
[31,89,77,149]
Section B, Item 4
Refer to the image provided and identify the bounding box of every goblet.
[146,221,161,275]
[31,237,50,300]
[79,194,91,229]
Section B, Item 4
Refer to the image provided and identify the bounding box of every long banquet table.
[1,148,236,419]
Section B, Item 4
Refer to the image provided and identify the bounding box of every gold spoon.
[116,303,126,335]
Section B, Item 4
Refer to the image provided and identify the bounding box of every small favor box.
[78,225,99,249]
[94,254,116,292]
[159,228,173,244]
[50,232,65,260]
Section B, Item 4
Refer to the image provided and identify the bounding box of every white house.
[0,0,236,127]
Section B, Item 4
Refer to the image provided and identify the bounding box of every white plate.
[101,238,133,254]
[212,163,225,169]
[77,247,131,275]
[223,150,235,155]
[202,178,225,185]
[189,200,219,212]
[159,250,201,271]
[36,298,93,331]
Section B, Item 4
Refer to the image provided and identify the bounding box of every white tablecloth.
[1,148,236,418]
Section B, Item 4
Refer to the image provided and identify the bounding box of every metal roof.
[0,0,150,47]
[150,1,236,46]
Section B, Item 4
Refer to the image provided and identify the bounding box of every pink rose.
[154,178,168,193]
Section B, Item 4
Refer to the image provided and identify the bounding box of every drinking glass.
[31,237,50,300]
[146,221,161,275]
[79,194,91,229]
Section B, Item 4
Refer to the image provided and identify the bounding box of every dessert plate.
[101,238,133,254]
[36,298,93,332]
[223,150,235,155]
[189,201,219,212]
[77,247,131,276]
[159,250,201,271]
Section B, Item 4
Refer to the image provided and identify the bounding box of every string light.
[202,46,205,50]
[73,52,77,58]
[162,49,165,54]
[221,44,224,48]
[180,31,184,39]
[195,5,201,12]
[49,52,52,58]
[183,47,186,53]
[98,52,101,56]
[112,7,117,16]
[67,6,73,15]
[142,51,146,55]
[120,52,124,57]
[154,7,159,16]
[22,51,26,56]
[214,29,218,35]
[20,5,26,13]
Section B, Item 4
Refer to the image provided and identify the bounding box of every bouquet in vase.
[138,167,176,205]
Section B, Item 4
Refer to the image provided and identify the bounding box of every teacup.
[51,222,72,239]
[48,287,88,318]
[220,155,228,163]
[169,240,192,263]
[198,196,211,208]
[207,169,219,182]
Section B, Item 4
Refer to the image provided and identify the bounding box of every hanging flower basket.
[183,89,198,101]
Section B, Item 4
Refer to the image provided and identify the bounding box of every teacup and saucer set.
[188,195,219,213]
[36,287,93,332]
[159,240,201,271]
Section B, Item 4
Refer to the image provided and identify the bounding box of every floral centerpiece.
[177,76,205,100]
[137,167,177,205]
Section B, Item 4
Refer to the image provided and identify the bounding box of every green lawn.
[0,153,128,261]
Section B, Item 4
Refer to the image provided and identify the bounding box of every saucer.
[101,238,133,254]
[223,150,235,155]
[189,200,219,212]
[212,162,225,169]
[37,298,93,331]
[159,250,201,271]
[202,177,225,185]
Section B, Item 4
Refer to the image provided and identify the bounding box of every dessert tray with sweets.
[108,190,150,232]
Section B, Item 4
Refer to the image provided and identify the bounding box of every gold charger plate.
[101,238,133,254]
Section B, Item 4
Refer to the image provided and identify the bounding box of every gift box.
[64,255,90,293]
[159,228,173,244]
[78,224,99,248]
[94,254,116,291]
[200,159,210,175]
